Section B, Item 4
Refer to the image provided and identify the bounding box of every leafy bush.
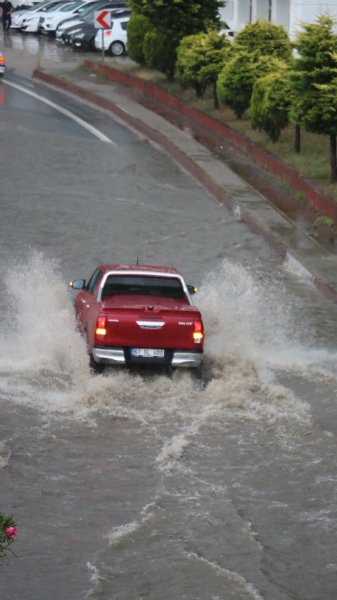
[127,0,223,38]
[250,61,292,141]
[233,19,293,61]
[0,513,17,564]
[127,0,224,76]
[176,30,230,102]
[127,13,151,65]
[217,52,290,119]
[143,29,177,80]
[217,51,257,118]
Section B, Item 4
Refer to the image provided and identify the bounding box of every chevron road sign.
[95,10,112,29]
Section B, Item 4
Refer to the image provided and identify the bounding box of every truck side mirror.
[69,279,86,290]
[187,284,198,295]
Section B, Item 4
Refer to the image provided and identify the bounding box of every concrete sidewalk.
[4,46,337,302]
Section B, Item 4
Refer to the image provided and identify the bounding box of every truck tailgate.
[101,304,201,349]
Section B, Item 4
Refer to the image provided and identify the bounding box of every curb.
[33,68,337,306]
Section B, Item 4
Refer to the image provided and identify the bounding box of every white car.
[94,14,129,55]
[20,0,75,32]
[39,0,85,34]
[220,22,236,40]
[55,2,128,42]
[11,0,62,29]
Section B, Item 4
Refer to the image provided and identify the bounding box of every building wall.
[219,0,337,39]
[274,1,291,31]
[289,0,337,38]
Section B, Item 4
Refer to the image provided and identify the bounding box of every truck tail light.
[193,320,204,343]
[95,316,107,337]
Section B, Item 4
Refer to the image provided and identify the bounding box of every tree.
[217,50,256,118]
[216,20,292,118]
[217,53,284,119]
[176,30,230,107]
[250,61,292,142]
[127,0,224,37]
[232,19,293,62]
[127,0,225,78]
[290,16,337,181]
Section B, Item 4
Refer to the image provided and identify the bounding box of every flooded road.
[1,40,337,599]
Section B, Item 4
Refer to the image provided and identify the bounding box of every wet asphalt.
[3,31,337,302]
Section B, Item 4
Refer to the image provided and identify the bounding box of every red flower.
[5,527,16,540]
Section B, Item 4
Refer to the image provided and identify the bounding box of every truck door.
[76,268,102,337]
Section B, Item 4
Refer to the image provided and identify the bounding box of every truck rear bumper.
[92,347,202,368]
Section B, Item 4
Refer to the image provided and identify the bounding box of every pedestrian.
[0,0,13,33]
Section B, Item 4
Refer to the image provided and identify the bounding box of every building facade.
[220,0,337,39]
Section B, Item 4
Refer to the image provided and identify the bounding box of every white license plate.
[131,348,165,358]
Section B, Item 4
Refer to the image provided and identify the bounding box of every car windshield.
[24,0,58,12]
[77,2,100,15]
[59,1,83,10]
[102,275,185,300]
[77,1,122,16]
[44,1,71,11]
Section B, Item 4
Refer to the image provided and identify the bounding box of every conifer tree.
[290,16,337,181]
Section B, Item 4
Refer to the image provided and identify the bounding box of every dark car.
[60,21,87,44]
[70,21,96,49]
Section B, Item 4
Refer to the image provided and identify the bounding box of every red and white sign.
[95,10,112,29]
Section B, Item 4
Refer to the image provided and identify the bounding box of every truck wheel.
[89,354,105,375]
[86,330,105,374]
[191,362,204,383]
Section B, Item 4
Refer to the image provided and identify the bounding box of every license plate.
[131,348,165,358]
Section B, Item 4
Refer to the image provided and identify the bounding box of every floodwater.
[2,252,337,600]
[1,40,337,600]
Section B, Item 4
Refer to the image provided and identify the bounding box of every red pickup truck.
[69,264,204,375]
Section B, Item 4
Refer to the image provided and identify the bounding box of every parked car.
[0,53,5,78]
[70,9,130,50]
[11,0,66,29]
[70,20,96,49]
[58,19,85,43]
[55,0,127,42]
[69,264,204,375]
[20,0,75,32]
[39,0,86,34]
[220,22,236,39]
[94,12,129,55]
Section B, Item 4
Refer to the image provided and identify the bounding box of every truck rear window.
[102,275,185,299]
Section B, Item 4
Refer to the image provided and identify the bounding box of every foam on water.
[0,253,333,426]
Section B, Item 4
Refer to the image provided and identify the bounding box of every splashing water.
[1,252,87,372]
[0,253,333,426]
[198,259,299,370]
[197,259,337,375]
[0,252,91,414]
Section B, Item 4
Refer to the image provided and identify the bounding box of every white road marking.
[4,80,115,144]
